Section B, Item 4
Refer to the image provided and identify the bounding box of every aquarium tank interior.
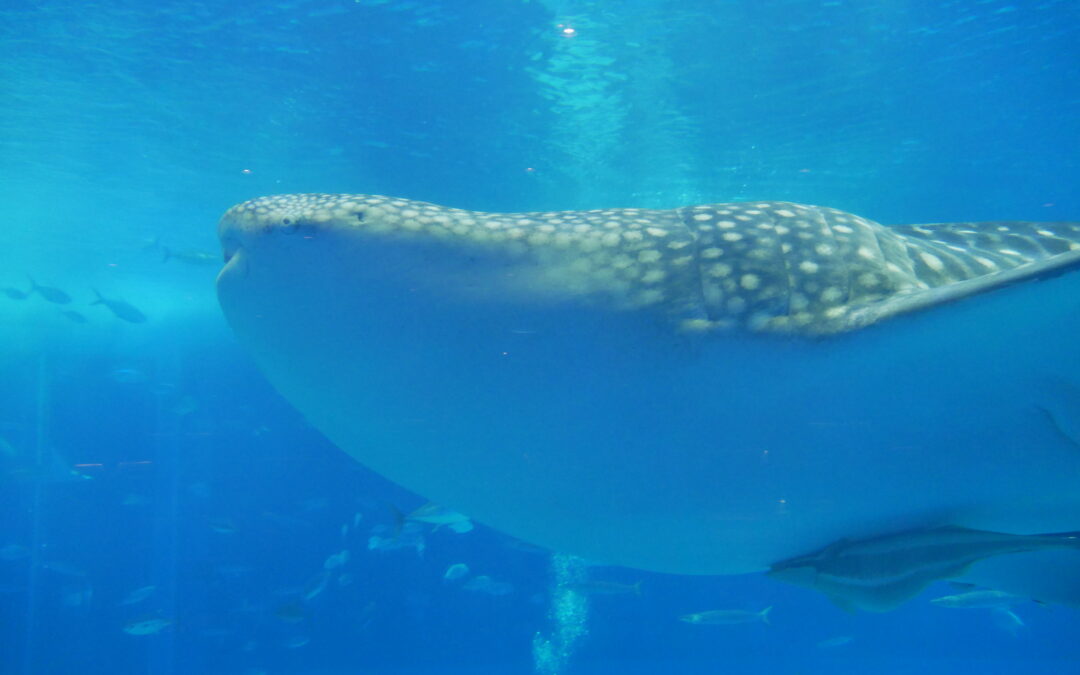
[1,1,1079,673]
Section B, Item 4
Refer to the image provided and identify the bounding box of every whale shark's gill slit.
[675,206,718,325]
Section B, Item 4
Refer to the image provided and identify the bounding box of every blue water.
[1,0,1078,673]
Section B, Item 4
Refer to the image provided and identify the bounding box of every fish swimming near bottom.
[215,193,1080,605]
[768,526,1080,612]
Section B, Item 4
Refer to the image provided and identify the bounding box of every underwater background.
[1,0,1078,673]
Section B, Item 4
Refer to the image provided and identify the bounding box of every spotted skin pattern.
[220,194,1080,336]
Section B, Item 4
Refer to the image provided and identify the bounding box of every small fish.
[162,247,218,266]
[91,289,147,323]
[368,521,426,555]
[564,580,641,596]
[992,607,1025,636]
[62,583,93,608]
[299,497,329,512]
[401,502,473,533]
[2,454,91,484]
[463,575,514,596]
[503,537,549,555]
[0,544,30,561]
[59,310,87,323]
[121,493,149,507]
[208,517,237,534]
[283,635,310,649]
[443,563,470,582]
[110,368,148,385]
[356,600,376,632]
[2,287,28,300]
[170,395,199,417]
[323,550,349,570]
[680,607,772,625]
[368,533,425,555]
[40,561,87,577]
[27,276,71,304]
[0,436,16,459]
[817,635,854,649]
[931,589,1032,609]
[274,601,306,623]
[214,564,253,579]
[120,585,157,605]
[123,617,172,636]
[302,571,331,601]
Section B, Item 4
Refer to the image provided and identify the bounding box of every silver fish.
[123,617,172,636]
[930,589,1031,609]
[680,607,772,625]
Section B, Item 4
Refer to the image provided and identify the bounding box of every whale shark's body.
[216,194,1080,588]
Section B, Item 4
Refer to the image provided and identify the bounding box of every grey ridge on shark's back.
[216,194,1080,610]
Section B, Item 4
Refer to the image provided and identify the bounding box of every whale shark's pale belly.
[216,194,1080,574]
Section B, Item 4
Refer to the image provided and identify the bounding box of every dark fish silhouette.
[1,287,28,300]
[27,276,71,304]
[60,310,88,324]
[91,289,147,323]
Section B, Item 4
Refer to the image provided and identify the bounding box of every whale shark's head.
[217,193,708,327]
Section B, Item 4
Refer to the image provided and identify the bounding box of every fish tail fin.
[388,503,406,537]
[90,288,104,306]
[760,606,773,625]
[26,274,37,291]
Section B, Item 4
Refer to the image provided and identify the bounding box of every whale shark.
[215,193,1080,594]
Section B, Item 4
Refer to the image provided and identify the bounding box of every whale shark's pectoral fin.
[828,215,1080,334]
[843,245,1080,332]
